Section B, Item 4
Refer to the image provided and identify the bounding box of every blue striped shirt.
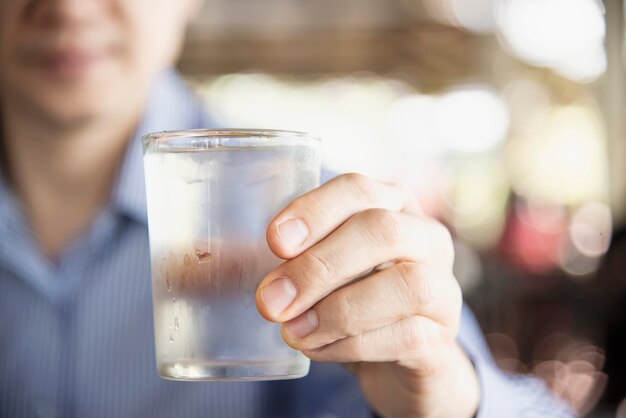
[0,69,575,418]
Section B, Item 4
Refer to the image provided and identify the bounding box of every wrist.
[391,341,480,418]
[444,343,480,418]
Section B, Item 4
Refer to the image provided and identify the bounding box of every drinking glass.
[142,129,321,381]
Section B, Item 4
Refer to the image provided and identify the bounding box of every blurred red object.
[499,197,568,274]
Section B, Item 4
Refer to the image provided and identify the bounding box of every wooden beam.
[177,26,481,87]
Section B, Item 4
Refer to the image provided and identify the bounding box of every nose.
[24,0,105,27]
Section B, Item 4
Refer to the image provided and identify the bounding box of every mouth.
[17,31,120,80]
[38,47,112,79]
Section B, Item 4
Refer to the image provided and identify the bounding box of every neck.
[1,98,144,261]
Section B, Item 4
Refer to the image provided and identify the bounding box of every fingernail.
[261,277,297,316]
[284,310,319,339]
[276,218,309,249]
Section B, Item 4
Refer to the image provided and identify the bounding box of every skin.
[257,174,480,417]
[1,1,480,417]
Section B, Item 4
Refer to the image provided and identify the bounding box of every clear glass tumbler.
[142,129,321,381]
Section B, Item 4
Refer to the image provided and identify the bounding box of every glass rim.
[142,128,321,148]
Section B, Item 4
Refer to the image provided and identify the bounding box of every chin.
[13,69,138,127]
[38,87,123,124]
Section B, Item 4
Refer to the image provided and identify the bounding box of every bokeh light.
[487,330,607,414]
[507,105,608,206]
[502,78,552,136]
[556,201,613,280]
[531,335,607,416]
[500,199,568,273]
[195,73,407,179]
[453,240,484,293]
[385,95,443,157]
[197,75,511,188]
[434,86,510,153]
[559,243,602,279]
[569,202,612,258]
[496,0,606,82]
[486,333,527,373]
[423,0,497,34]
[444,159,509,249]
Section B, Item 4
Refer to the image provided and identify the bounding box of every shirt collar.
[111,68,215,224]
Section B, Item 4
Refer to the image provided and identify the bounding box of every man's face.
[0,0,197,124]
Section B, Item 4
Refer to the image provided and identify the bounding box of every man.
[0,1,574,417]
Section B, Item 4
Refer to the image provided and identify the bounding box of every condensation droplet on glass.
[184,255,191,266]
[169,335,174,344]
[195,250,212,264]
[172,296,176,303]
[174,317,179,331]
[166,278,171,292]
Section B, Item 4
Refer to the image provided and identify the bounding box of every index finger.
[267,173,420,259]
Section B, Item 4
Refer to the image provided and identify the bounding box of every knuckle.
[360,208,403,249]
[331,292,358,337]
[281,186,332,229]
[403,317,426,354]
[290,191,330,223]
[298,251,333,287]
[343,173,380,206]
[396,262,432,310]
[346,334,367,360]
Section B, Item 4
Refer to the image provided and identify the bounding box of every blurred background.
[177,0,625,416]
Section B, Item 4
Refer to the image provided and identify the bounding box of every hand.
[256,173,480,418]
